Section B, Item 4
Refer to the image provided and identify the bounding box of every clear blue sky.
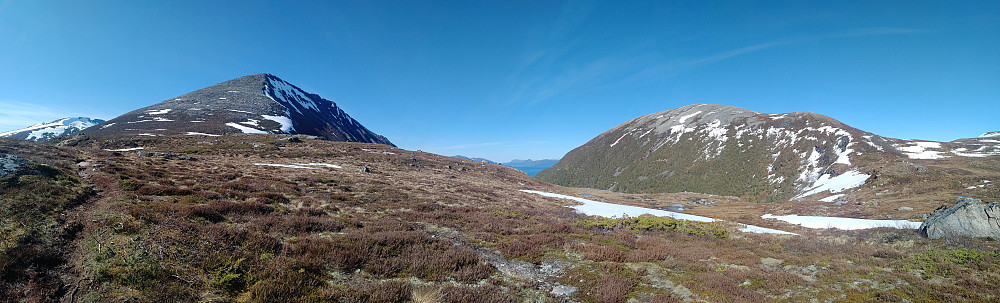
[1,1,997,162]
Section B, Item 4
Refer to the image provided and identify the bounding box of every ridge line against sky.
[1,0,997,162]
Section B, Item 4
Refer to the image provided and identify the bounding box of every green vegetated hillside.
[536,104,999,203]
[3,135,1000,302]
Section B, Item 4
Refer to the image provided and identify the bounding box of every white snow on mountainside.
[0,117,105,141]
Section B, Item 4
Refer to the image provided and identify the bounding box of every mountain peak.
[80,74,393,145]
[0,117,105,141]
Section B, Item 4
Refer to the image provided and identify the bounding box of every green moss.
[579,215,729,239]
[904,248,996,277]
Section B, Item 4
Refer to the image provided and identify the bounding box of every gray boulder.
[918,198,1000,240]
[0,154,28,178]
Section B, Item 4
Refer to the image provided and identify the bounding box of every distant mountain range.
[453,155,498,164]
[452,156,560,167]
[78,73,393,145]
[0,117,105,141]
[537,103,1000,202]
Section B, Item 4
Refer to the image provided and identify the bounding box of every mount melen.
[79,73,393,146]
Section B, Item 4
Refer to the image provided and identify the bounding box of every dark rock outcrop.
[918,198,1000,240]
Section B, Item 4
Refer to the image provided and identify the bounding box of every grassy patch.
[580,215,729,239]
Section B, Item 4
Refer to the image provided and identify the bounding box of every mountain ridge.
[537,103,999,202]
[0,117,105,141]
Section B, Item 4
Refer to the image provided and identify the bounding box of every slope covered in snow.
[0,117,105,141]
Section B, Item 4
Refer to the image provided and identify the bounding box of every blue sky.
[1,1,997,162]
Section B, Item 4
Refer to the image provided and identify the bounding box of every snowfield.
[761,214,921,230]
[520,190,797,235]
[794,171,870,200]
[896,141,949,159]
[226,122,267,134]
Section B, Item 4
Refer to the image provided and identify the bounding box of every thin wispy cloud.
[832,27,932,38]
[0,99,107,132]
[0,100,66,132]
[624,27,933,92]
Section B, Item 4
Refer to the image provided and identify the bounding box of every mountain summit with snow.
[80,74,393,145]
[537,103,1000,202]
[0,117,105,141]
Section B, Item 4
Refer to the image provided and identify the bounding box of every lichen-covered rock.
[918,198,1000,240]
[0,154,28,178]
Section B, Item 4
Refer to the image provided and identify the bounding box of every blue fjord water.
[511,166,549,177]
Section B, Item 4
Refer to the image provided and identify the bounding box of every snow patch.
[225,123,267,134]
[521,190,797,235]
[609,130,633,147]
[145,109,172,115]
[104,147,144,152]
[795,171,869,199]
[292,163,342,169]
[253,163,317,169]
[819,194,845,202]
[184,132,221,137]
[896,141,949,159]
[678,111,702,124]
[239,119,261,126]
[262,115,295,133]
[761,214,921,230]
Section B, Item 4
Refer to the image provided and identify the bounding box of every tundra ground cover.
[1,135,998,302]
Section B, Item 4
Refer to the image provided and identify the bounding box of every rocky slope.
[79,74,393,146]
[537,104,1000,202]
[0,117,105,141]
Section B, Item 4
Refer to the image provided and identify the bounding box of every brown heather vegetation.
[0,135,998,302]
